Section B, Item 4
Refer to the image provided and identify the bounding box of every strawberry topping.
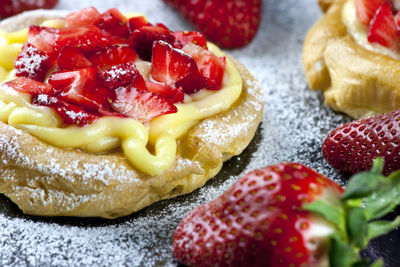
[7,7,226,126]
[355,0,386,25]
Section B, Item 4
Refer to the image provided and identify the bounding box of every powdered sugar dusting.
[0,0,387,266]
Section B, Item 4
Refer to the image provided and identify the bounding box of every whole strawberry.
[173,159,400,266]
[0,0,59,18]
[322,109,400,175]
[163,0,262,48]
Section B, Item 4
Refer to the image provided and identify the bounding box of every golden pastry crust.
[0,10,264,219]
[303,0,400,119]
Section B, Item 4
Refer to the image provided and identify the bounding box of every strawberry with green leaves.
[173,159,400,266]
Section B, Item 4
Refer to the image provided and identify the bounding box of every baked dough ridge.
[303,0,400,119]
[0,10,264,219]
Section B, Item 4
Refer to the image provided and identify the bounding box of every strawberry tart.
[0,7,263,218]
[303,0,400,119]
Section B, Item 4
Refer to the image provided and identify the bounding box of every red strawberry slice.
[172,31,207,49]
[367,2,400,50]
[145,81,184,103]
[151,41,200,87]
[323,109,400,175]
[354,0,386,25]
[66,6,102,27]
[163,0,261,48]
[88,45,138,68]
[31,94,99,126]
[57,46,92,71]
[112,86,177,123]
[97,63,146,90]
[173,161,400,266]
[5,77,53,95]
[130,25,175,61]
[182,42,225,90]
[96,8,130,39]
[14,42,52,81]
[48,67,113,112]
[0,0,58,18]
[127,16,149,33]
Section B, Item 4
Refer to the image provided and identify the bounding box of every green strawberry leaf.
[304,200,346,235]
[342,158,386,201]
[329,233,359,267]
[367,259,384,267]
[368,216,400,240]
[347,207,368,248]
[364,170,400,220]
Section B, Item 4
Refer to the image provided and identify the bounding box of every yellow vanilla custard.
[342,0,400,60]
[0,18,242,176]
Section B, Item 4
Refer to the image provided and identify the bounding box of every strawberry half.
[323,109,400,175]
[164,0,261,48]
[5,77,53,95]
[151,41,200,87]
[14,42,52,81]
[173,160,400,267]
[355,0,386,25]
[367,2,400,51]
[112,85,177,123]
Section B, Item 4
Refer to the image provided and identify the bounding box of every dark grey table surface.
[0,0,399,266]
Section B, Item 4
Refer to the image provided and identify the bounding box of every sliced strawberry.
[57,46,92,71]
[14,42,52,81]
[31,94,99,126]
[368,2,400,50]
[5,77,53,95]
[48,67,113,112]
[127,16,149,33]
[146,81,184,103]
[96,8,129,39]
[112,86,177,123]
[151,41,200,87]
[66,6,102,27]
[354,0,386,25]
[97,63,146,90]
[88,45,138,68]
[130,25,175,61]
[172,31,207,49]
[182,42,226,90]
